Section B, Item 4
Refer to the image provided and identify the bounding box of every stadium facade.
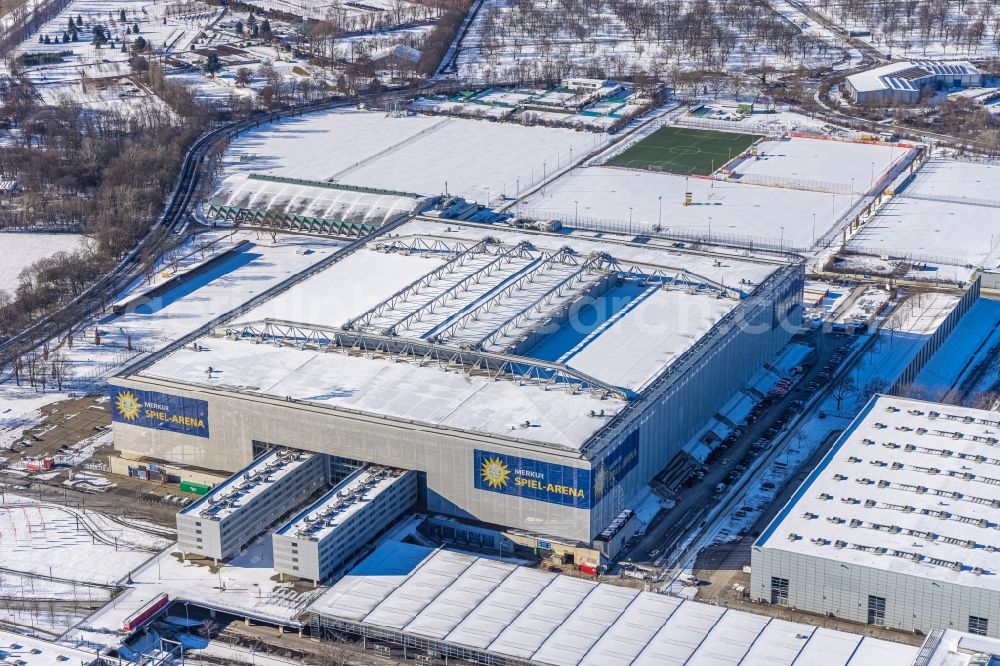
[111,218,802,546]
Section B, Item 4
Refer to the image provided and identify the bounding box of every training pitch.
[607,126,762,176]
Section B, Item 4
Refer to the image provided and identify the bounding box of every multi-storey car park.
[753,395,1000,638]
[176,447,326,561]
[272,466,418,584]
[110,217,803,553]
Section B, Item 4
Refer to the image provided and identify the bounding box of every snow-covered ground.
[217,110,606,203]
[16,0,219,92]
[0,233,85,294]
[847,196,1000,269]
[453,0,843,82]
[0,230,347,452]
[801,0,1000,59]
[914,297,1000,398]
[730,137,905,194]
[0,495,169,585]
[904,157,1000,201]
[520,166,856,249]
[64,531,327,650]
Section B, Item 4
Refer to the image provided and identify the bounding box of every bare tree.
[831,374,857,412]
[857,377,890,407]
[50,353,73,391]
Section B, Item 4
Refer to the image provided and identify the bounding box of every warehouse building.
[113,218,802,548]
[845,61,982,104]
[273,466,418,583]
[176,448,326,561]
[752,395,1000,638]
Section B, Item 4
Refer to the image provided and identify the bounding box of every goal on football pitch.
[606,126,763,176]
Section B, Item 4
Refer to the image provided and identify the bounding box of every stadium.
[110,217,803,549]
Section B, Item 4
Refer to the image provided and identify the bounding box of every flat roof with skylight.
[180,447,317,521]
[756,395,1000,590]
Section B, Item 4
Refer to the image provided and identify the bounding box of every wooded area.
[0,56,210,339]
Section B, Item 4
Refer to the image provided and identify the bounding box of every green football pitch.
[607,126,762,176]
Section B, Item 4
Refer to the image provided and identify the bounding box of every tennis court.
[607,126,762,176]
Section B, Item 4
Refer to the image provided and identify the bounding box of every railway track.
[0,499,166,553]
[0,82,466,361]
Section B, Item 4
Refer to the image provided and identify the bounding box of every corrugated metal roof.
[309,544,922,665]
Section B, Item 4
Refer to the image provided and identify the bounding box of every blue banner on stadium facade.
[474,450,592,508]
[591,430,640,503]
[110,385,210,438]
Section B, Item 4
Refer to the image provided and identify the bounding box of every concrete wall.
[121,385,599,542]
[751,546,1000,638]
[583,264,804,536]
[890,278,981,394]
[981,271,1000,292]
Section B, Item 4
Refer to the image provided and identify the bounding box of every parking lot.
[614,327,856,574]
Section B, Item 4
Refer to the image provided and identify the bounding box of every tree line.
[462,0,836,82]
[0,55,211,342]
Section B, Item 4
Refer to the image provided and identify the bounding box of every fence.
[675,115,787,139]
[520,208,803,253]
[890,276,981,394]
[842,247,973,270]
[247,174,423,200]
[720,172,853,195]
[896,191,1000,209]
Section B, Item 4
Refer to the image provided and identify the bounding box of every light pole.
[574,200,579,225]
[628,207,633,234]
[708,216,712,241]
[658,195,662,229]
[780,226,785,249]
[812,212,816,245]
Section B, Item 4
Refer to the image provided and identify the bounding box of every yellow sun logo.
[115,391,141,421]
[480,456,510,489]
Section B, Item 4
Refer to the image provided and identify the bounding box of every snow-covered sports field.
[730,137,904,193]
[847,159,1000,268]
[219,110,606,203]
[520,166,856,249]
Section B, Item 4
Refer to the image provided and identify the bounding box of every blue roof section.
[350,540,433,577]
[753,396,881,550]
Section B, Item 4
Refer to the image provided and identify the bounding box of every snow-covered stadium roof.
[308,541,921,666]
[210,172,423,227]
[756,395,1000,590]
[847,60,980,94]
[135,219,788,451]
